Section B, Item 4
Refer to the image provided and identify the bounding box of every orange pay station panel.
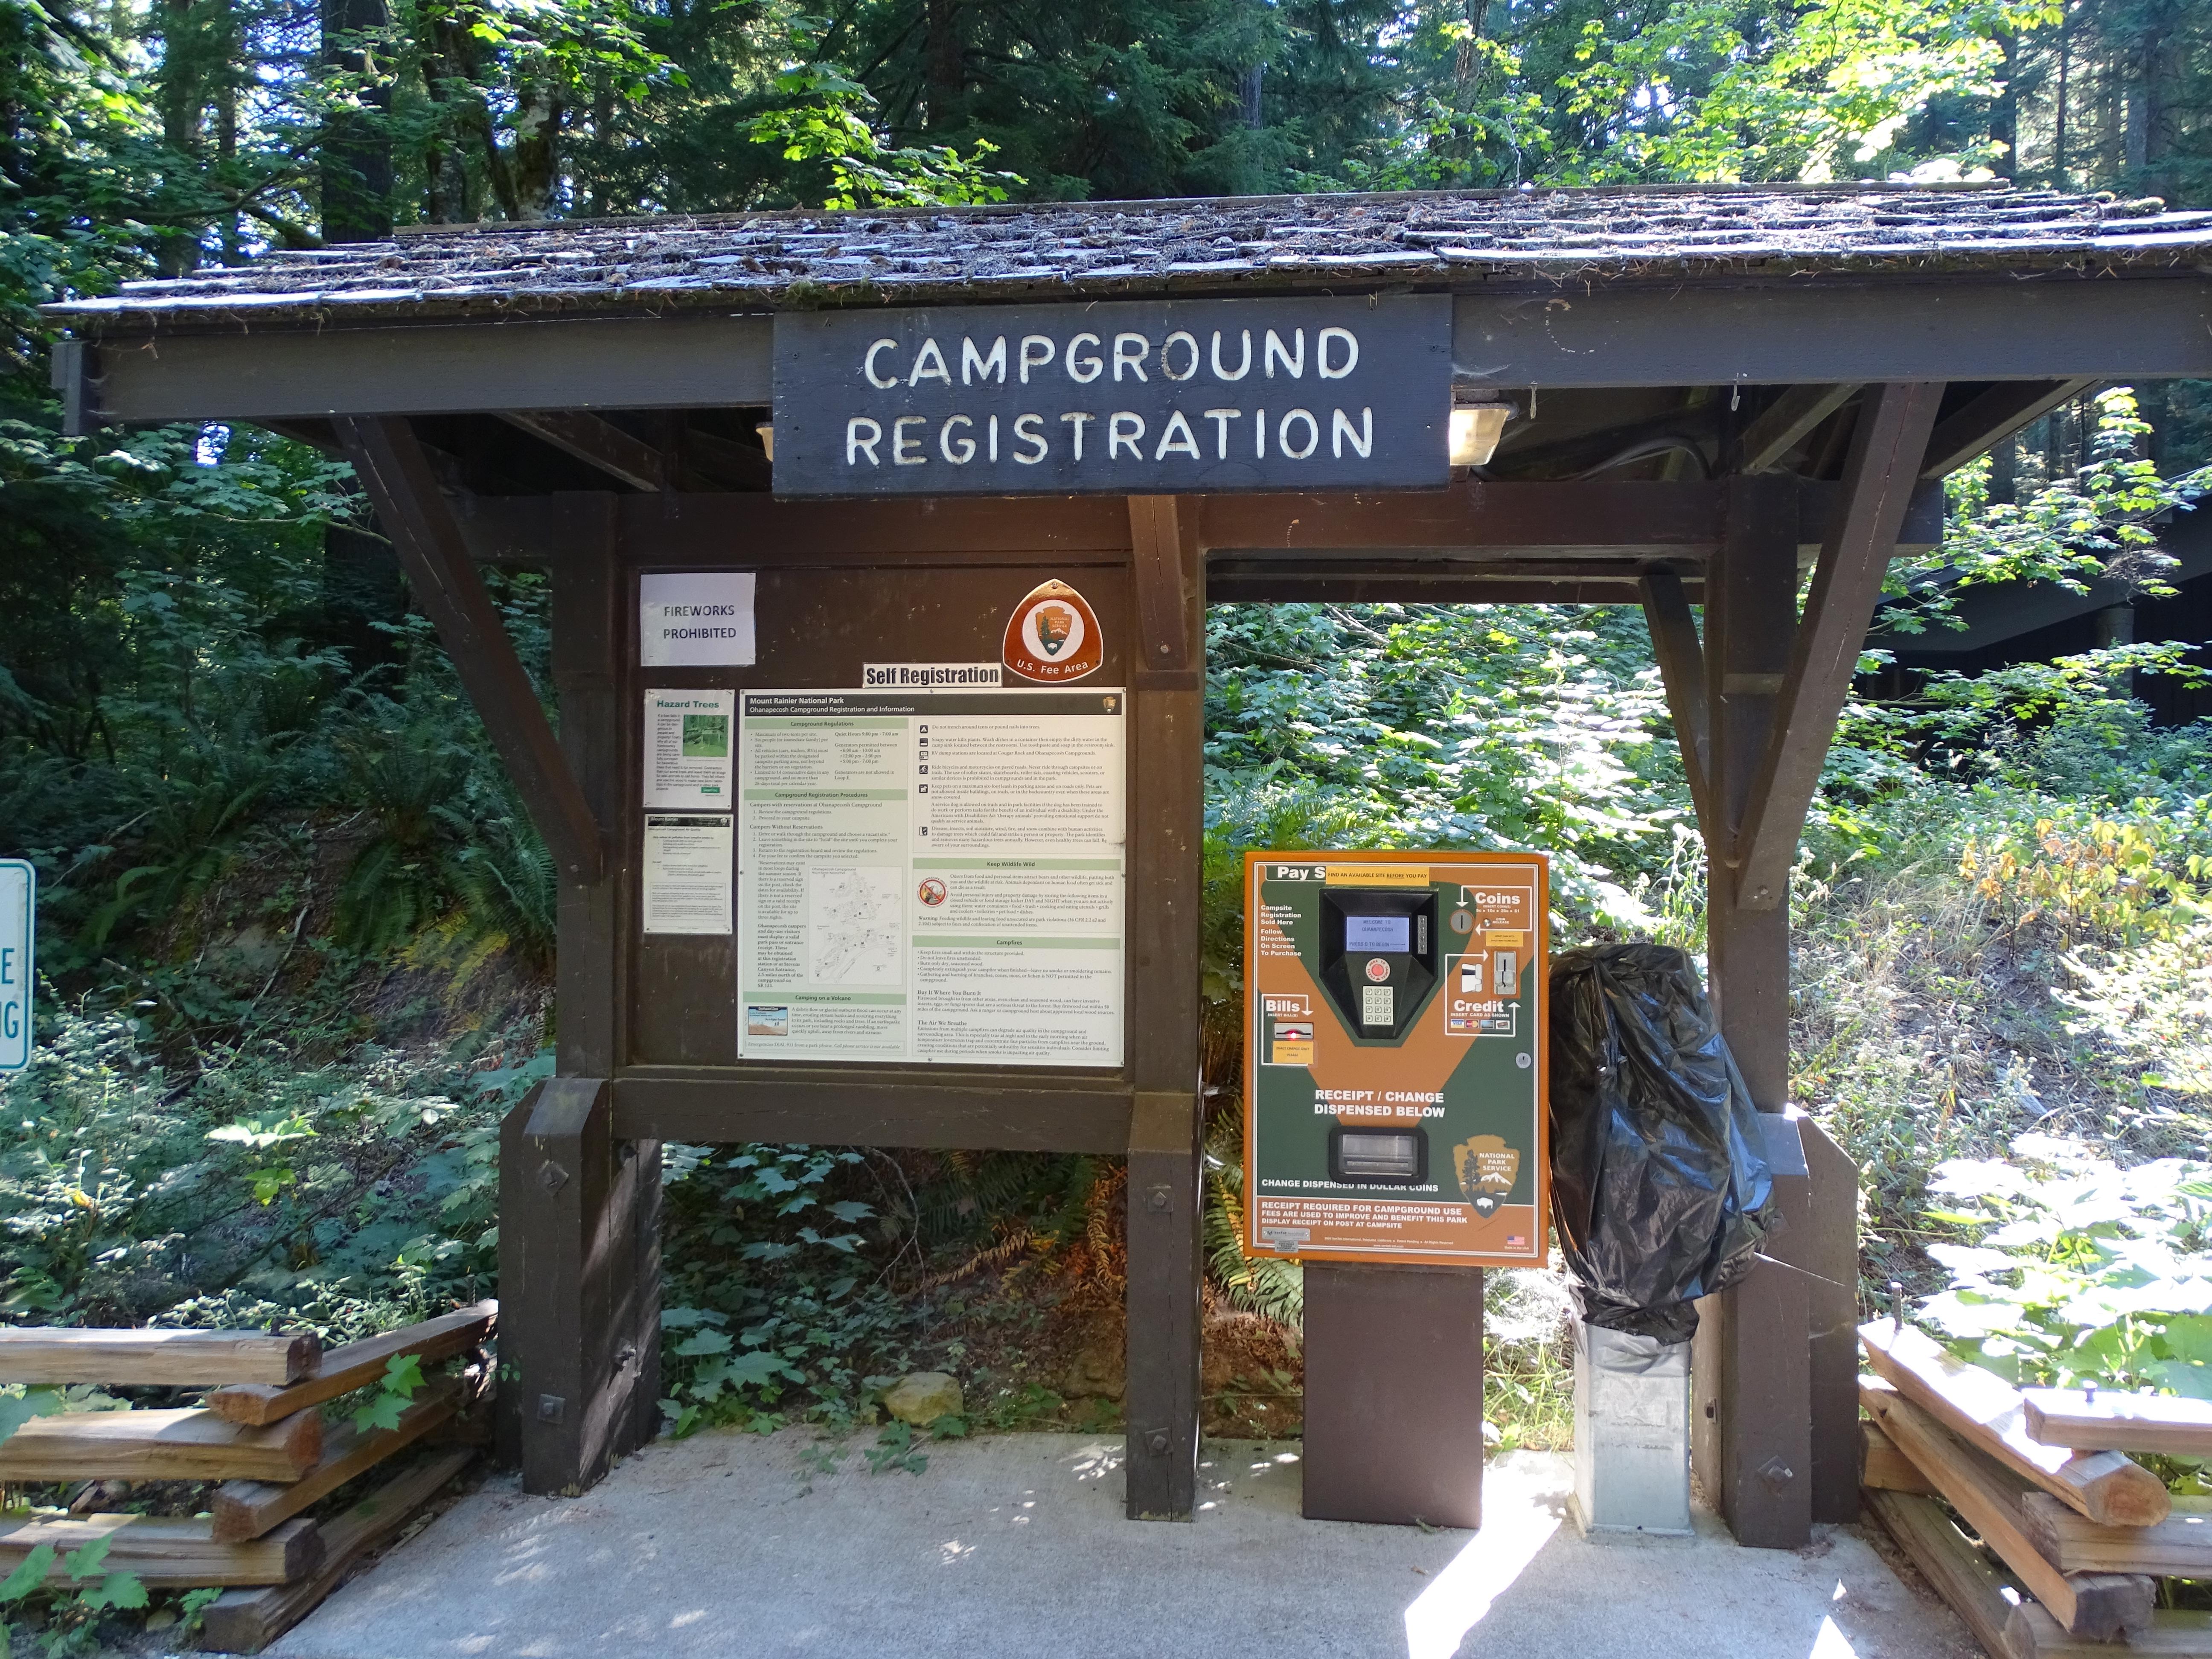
[1244,850,1549,1267]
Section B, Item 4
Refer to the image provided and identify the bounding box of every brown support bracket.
[498,410,668,493]
[1919,378,2100,480]
[1732,382,1944,910]
[1693,1113,1813,1548]
[1800,1115,1863,1524]
[496,1078,652,1494]
[1730,384,1861,475]
[334,416,605,883]
[1637,569,1715,846]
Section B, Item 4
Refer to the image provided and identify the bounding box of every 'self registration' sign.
[771,296,1451,498]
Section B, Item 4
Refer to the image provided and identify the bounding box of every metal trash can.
[1572,1320,1692,1536]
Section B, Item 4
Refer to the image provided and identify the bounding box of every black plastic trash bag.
[1547,943,1776,1343]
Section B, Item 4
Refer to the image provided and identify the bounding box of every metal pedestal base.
[1301,1263,1485,1529]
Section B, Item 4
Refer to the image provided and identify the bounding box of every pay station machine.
[1246,850,1549,1528]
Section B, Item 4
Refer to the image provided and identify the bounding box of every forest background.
[9,0,2212,1623]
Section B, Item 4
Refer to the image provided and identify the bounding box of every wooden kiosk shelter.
[48,182,2212,1547]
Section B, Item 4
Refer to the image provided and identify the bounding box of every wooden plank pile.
[0,1302,493,1654]
[1859,1317,2212,1659]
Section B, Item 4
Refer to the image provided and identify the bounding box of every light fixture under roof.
[1448,403,1509,468]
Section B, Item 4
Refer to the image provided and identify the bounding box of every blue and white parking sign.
[0,861,32,1071]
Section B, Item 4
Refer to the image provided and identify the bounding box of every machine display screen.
[1344,914,1411,954]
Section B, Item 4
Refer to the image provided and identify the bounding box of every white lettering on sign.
[773,297,1452,499]
[640,572,757,667]
[835,329,1376,480]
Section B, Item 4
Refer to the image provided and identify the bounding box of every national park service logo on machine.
[1455,1135,1520,1219]
[1003,580,1104,684]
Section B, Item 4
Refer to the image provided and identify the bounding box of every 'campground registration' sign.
[771,296,1451,498]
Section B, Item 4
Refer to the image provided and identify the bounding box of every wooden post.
[1691,474,1810,1547]
[491,498,656,1491]
[1703,474,1796,1108]
[1123,496,1204,1521]
[550,501,661,1457]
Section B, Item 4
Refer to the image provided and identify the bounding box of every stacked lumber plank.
[1858,1318,2212,1659]
[0,1304,492,1650]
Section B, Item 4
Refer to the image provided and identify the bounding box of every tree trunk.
[320,0,393,242]
[2052,14,2069,188]
[418,6,484,223]
[924,0,963,131]
[1992,30,2017,177]
[1989,433,2016,506]
[506,72,562,218]
[153,0,213,274]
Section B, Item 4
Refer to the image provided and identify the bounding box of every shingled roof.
[50,183,2212,332]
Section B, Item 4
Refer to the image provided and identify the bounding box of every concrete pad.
[269,1431,1979,1659]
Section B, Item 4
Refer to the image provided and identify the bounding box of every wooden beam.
[2023,1387,2212,1457]
[1199,481,1720,553]
[1207,577,1677,605]
[0,1513,321,1588]
[610,1070,1133,1153]
[1860,1319,2171,1527]
[73,275,2212,426]
[212,1379,460,1542]
[205,1303,496,1427]
[2011,1606,2212,1659]
[1731,384,1860,474]
[1921,378,2101,479]
[1864,1489,2017,1659]
[1862,1421,1937,1494]
[450,480,1941,569]
[1862,1380,2155,1640]
[1450,275,2212,393]
[0,1407,320,1483]
[1128,496,1195,679]
[498,411,666,492]
[2020,1491,2212,1576]
[335,416,604,882]
[1638,569,1714,843]
[90,313,774,424]
[1487,406,1720,480]
[678,425,773,491]
[201,1448,474,1654]
[1732,382,1944,909]
[0,1328,317,1386]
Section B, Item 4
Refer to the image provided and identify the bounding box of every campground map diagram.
[808,865,903,985]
